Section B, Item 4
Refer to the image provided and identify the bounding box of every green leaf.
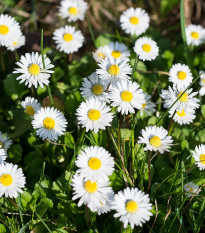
[64,132,75,149]
[7,144,22,163]
[0,224,7,233]
[36,198,53,216]
[120,129,131,140]
[95,33,113,47]
[109,170,125,192]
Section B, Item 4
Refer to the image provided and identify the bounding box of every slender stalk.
[85,205,92,229]
[85,14,96,48]
[147,151,152,191]
[14,50,19,61]
[118,114,122,152]
[0,48,5,77]
[181,161,184,203]
[131,54,138,81]
[17,194,24,227]
[131,113,135,179]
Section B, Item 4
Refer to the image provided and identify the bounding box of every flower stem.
[85,14,96,48]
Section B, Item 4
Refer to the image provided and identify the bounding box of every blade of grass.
[35,212,52,233]
[17,194,24,227]
[85,14,96,48]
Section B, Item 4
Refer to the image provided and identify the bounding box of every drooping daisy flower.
[72,173,114,212]
[169,63,193,89]
[75,146,115,181]
[21,97,41,118]
[186,24,205,46]
[184,182,201,198]
[59,0,88,22]
[192,144,205,170]
[0,147,6,164]
[139,94,156,116]
[93,45,111,63]
[0,163,26,198]
[199,71,205,96]
[13,52,54,88]
[6,33,25,51]
[93,193,114,215]
[133,37,159,61]
[108,79,145,115]
[32,107,68,141]
[96,57,132,82]
[53,25,84,54]
[138,126,173,154]
[76,98,113,133]
[111,187,152,229]
[120,8,150,36]
[107,42,130,60]
[169,108,196,125]
[0,14,21,47]
[0,131,12,155]
[80,72,109,102]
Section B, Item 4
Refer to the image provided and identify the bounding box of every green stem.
[47,85,54,106]
[17,194,24,227]
[181,160,184,204]
[14,50,19,61]
[131,113,135,178]
[85,14,96,48]
[131,54,138,81]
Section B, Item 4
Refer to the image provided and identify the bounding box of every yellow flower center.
[0,142,4,149]
[111,50,121,59]
[13,41,18,46]
[149,136,162,147]
[126,200,138,213]
[98,53,105,59]
[177,109,186,117]
[177,92,188,102]
[177,71,187,80]
[202,79,205,83]
[88,157,102,170]
[199,154,205,165]
[43,117,55,129]
[63,33,73,42]
[88,109,101,121]
[84,180,98,193]
[26,106,35,116]
[142,103,146,109]
[142,44,151,52]
[108,65,120,76]
[0,174,13,186]
[68,7,78,15]
[121,91,133,102]
[129,17,139,25]
[28,64,40,75]
[191,32,199,39]
[92,84,103,95]
[0,25,9,35]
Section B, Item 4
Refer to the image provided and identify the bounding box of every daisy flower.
[120,7,150,36]
[76,98,113,133]
[80,72,109,102]
[53,25,84,54]
[186,24,205,46]
[199,71,205,96]
[71,173,114,212]
[0,148,6,164]
[169,108,196,125]
[0,14,21,47]
[21,97,41,118]
[169,63,193,89]
[192,144,205,170]
[107,42,130,60]
[108,79,145,115]
[139,94,156,116]
[0,163,26,198]
[59,0,88,22]
[134,37,159,61]
[75,146,115,181]
[96,57,132,82]
[138,125,173,154]
[13,52,54,88]
[93,45,111,63]
[111,187,152,229]
[93,193,114,215]
[184,182,201,198]
[32,107,68,141]
[6,33,25,51]
[0,131,12,155]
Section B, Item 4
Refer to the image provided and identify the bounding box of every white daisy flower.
[93,193,114,215]
[75,146,115,181]
[169,108,196,125]
[76,98,113,133]
[93,45,111,63]
[53,25,84,54]
[21,97,41,118]
[107,42,130,60]
[0,163,26,198]
[6,33,25,51]
[120,7,150,36]
[0,14,21,47]
[111,187,152,229]
[32,107,68,141]
[71,173,113,212]
[0,148,6,164]
[59,0,88,22]
[169,63,193,89]
[138,125,173,154]
[108,79,145,115]
[13,52,54,88]
[161,86,200,112]
[186,24,205,46]
[0,131,12,155]
[96,57,132,82]
[80,72,109,102]
[199,71,205,96]
[133,37,159,61]
[192,144,205,170]
[184,182,201,198]
[139,94,156,116]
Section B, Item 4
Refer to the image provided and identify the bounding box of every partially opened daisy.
[96,57,132,82]
[6,33,25,51]
[0,148,6,164]
[94,195,114,215]
[76,98,113,133]
[186,24,205,46]
[169,63,193,89]
[184,182,201,198]
[0,131,12,155]
[75,146,115,181]
[111,187,152,229]
[21,97,41,118]
[108,80,145,115]
[192,144,205,170]
[138,126,173,154]
[169,108,196,125]
[120,7,150,36]
[134,37,159,61]
[32,107,68,141]
[80,72,109,102]
[139,94,156,116]
[13,52,54,88]
[107,42,130,60]
[199,71,205,96]
[53,26,84,54]
[0,163,26,198]
[93,45,111,63]
[59,0,88,22]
